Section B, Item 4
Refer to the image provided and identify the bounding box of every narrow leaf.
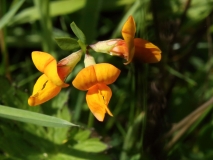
[166,65,197,86]
[0,105,78,127]
[70,22,86,44]
[0,0,25,29]
[55,37,79,50]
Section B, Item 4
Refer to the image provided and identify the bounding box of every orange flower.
[90,16,161,64]
[72,63,120,121]
[28,50,82,106]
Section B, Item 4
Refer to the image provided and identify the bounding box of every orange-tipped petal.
[134,38,161,63]
[72,63,120,91]
[28,74,61,106]
[57,50,82,81]
[122,16,136,64]
[32,51,68,87]
[110,40,128,58]
[86,83,113,121]
[90,39,128,57]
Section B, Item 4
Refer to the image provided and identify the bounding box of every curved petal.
[72,65,97,91]
[110,40,128,57]
[72,63,120,90]
[32,51,54,73]
[122,16,136,64]
[94,63,121,85]
[134,38,161,63]
[32,51,68,87]
[86,83,113,121]
[28,74,61,106]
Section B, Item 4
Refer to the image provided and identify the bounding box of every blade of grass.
[0,0,25,29]
[0,105,78,127]
[166,65,197,85]
[9,0,86,25]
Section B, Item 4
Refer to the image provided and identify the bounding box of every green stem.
[141,64,148,150]
[34,0,54,55]
[87,112,94,128]
[0,0,10,80]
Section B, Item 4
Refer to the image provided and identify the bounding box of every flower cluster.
[28,16,161,121]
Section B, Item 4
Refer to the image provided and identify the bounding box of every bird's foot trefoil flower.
[72,54,121,121]
[90,16,161,64]
[28,50,82,106]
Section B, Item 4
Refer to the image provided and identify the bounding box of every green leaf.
[73,130,91,142]
[73,138,108,153]
[0,105,78,127]
[70,22,86,44]
[55,37,79,50]
[0,0,25,29]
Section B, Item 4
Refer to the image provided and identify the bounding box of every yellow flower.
[72,63,120,121]
[90,16,161,64]
[28,50,82,106]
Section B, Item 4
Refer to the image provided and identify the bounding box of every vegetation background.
[0,0,213,159]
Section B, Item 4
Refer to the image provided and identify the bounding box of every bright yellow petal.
[122,16,136,64]
[32,51,68,87]
[86,83,113,121]
[72,63,120,91]
[94,63,121,85]
[134,38,161,63]
[28,74,61,106]
[32,51,54,73]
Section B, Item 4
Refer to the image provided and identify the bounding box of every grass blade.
[0,0,25,29]
[0,105,78,127]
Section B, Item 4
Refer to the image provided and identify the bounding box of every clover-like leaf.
[70,22,86,44]
[55,37,79,50]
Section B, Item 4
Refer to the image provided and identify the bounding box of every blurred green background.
[1,0,213,159]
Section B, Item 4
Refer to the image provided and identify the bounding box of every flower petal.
[32,51,54,73]
[122,16,136,64]
[86,83,113,121]
[72,63,120,90]
[32,51,68,87]
[134,38,161,63]
[28,74,61,106]
[72,65,97,91]
[94,63,120,85]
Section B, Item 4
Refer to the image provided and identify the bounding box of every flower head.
[28,50,82,106]
[90,16,161,64]
[72,62,120,121]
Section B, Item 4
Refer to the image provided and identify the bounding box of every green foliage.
[70,22,86,44]
[55,37,79,51]
[1,0,213,159]
[0,0,24,29]
[0,105,77,127]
